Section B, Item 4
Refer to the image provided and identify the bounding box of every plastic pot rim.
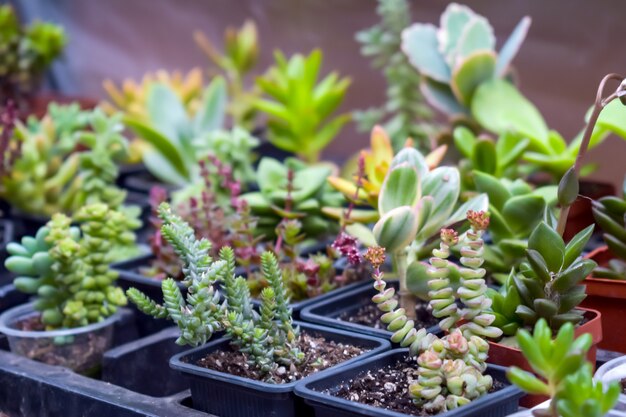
[0,301,123,338]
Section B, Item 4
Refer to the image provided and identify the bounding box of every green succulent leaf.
[528,222,565,272]
[563,225,594,268]
[471,137,497,175]
[496,16,531,76]
[402,23,451,83]
[451,50,496,106]
[378,164,420,216]
[501,194,545,235]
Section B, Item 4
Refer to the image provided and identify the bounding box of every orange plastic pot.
[488,308,602,407]
[581,246,626,353]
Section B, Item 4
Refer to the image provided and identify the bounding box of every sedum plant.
[507,319,619,417]
[354,0,436,151]
[195,20,260,129]
[127,204,304,379]
[240,157,345,239]
[401,3,530,116]
[4,203,137,329]
[254,49,351,163]
[365,245,496,413]
[0,103,135,217]
[0,4,67,103]
[591,177,626,279]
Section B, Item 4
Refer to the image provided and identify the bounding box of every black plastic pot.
[0,218,14,264]
[102,326,190,397]
[295,349,524,417]
[121,170,179,196]
[300,280,441,341]
[0,349,212,417]
[170,321,391,417]
[117,163,149,187]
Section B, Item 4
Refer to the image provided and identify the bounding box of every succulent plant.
[473,171,556,282]
[195,20,260,129]
[361,146,487,316]
[509,223,596,332]
[401,3,530,116]
[0,4,67,103]
[354,0,437,151]
[254,49,351,163]
[5,203,137,329]
[240,157,345,239]
[123,77,235,186]
[127,204,304,379]
[102,68,204,120]
[592,177,626,279]
[365,246,494,413]
[507,319,619,417]
[0,104,135,218]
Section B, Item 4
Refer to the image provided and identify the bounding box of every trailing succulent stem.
[127,203,304,380]
[365,245,492,413]
[427,229,460,331]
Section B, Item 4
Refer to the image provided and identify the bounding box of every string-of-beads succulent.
[427,228,460,331]
[5,203,134,329]
[365,237,493,413]
[127,203,304,380]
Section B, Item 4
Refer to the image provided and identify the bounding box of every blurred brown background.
[11,0,626,188]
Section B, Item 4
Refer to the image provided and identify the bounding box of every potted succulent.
[581,175,626,352]
[0,203,137,373]
[507,319,619,417]
[294,235,522,417]
[126,204,390,417]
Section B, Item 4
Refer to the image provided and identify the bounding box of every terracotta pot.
[488,307,602,407]
[23,93,98,119]
[581,246,626,353]
[564,180,615,241]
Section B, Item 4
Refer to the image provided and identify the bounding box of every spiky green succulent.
[4,203,135,329]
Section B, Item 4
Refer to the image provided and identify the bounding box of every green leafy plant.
[473,171,556,282]
[4,203,137,329]
[254,49,351,163]
[363,146,487,317]
[591,176,626,279]
[502,223,596,333]
[240,157,345,239]
[0,104,135,217]
[507,319,619,417]
[195,20,260,129]
[365,245,495,413]
[0,4,67,102]
[401,3,530,116]
[354,0,436,151]
[127,203,305,380]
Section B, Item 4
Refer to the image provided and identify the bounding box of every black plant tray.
[169,321,391,417]
[300,280,441,342]
[295,349,524,417]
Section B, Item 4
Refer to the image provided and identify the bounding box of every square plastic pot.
[581,246,626,353]
[488,307,602,407]
[169,321,391,417]
[294,348,523,417]
[300,279,441,341]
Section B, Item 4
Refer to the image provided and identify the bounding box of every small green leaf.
[501,194,545,235]
[420,77,467,115]
[373,206,419,253]
[558,168,580,207]
[528,222,565,272]
[473,172,511,211]
[563,225,594,268]
[472,137,497,174]
[496,16,531,76]
[402,23,451,83]
[453,126,477,158]
[451,51,496,106]
[378,164,420,216]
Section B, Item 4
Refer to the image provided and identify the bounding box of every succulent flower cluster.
[4,203,137,329]
[127,203,304,379]
[365,216,496,413]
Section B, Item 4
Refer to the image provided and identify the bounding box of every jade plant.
[0,103,136,218]
[591,176,626,279]
[0,4,67,103]
[240,157,345,239]
[401,3,530,116]
[354,0,436,151]
[507,319,619,417]
[365,243,496,412]
[195,20,260,129]
[4,203,137,329]
[362,146,487,317]
[254,49,351,163]
[127,204,305,380]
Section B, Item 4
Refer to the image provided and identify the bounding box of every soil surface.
[340,300,438,330]
[332,359,504,416]
[194,331,365,384]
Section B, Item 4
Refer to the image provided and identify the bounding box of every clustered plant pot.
[0,302,123,374]
[300,279,441,341]
[169,321,391,417]
[294,348,524,417]
[487,307,603,407]
[581,246,626,353]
